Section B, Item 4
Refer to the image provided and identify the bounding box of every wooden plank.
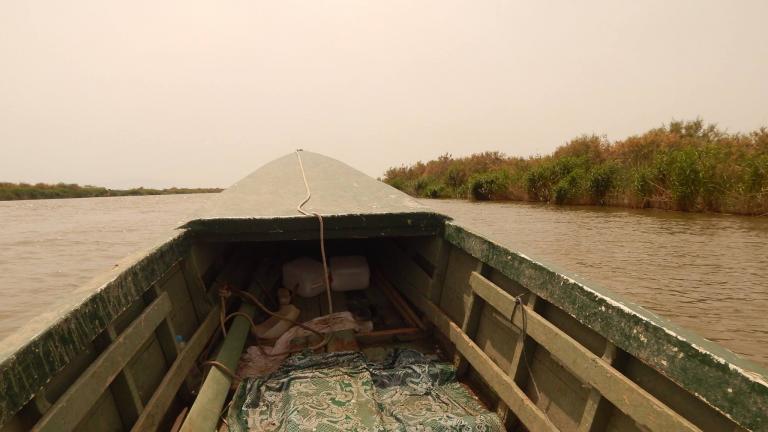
[378,240,433,295]
[179,304,254,432]
[181,258,212,321]
[131,307,220,432]
[33,393,51,415]
[357,327,423,339]
[179,258,275,432]
[402,236,443,267]
[385,269,557,432]
[148,280,202,400]
[450,318,558,431]
[469,272,700,432]
[427,239,451,303]
[469,272,519,320]
[578,342,619,432]
[149,283,182,362]
[454,262,487,377]
[453,292,478,377]
[32,293,172,432]
[498,293,540,429]
[103,325,144,427]
[377,275,426,330]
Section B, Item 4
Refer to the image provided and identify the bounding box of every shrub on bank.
[383,119,768,215]
[468,170,510,200]
[586,163,618,205]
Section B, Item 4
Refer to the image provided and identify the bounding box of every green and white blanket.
[227,349,503,431]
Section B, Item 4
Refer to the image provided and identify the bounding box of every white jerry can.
[282,257,325,298]
[330,256,370,292]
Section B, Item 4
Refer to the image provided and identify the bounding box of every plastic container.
[330,256,370,292]
[283,257,326,298]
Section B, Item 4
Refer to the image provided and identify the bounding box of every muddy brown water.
[0,195,766,367]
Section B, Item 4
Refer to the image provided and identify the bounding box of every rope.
[199,151,337,386]
[511,293,541,401]
[217,284,331,358]
[295,150,334,315]
[199,283,333,388]
[219,287,231,337]
[201,360,240,383]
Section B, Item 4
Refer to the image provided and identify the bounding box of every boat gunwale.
[0,230,192,428]
[443,220,768,431]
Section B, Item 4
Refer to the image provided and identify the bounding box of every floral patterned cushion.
[227,349,503,432]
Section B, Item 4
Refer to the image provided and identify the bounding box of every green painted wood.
[469,272,699,432]
[0,233,190,429]
[32,394,50,416]
[447,223,768,431]
[377,240,434,295]
[103,325,144,427]
[179,306,252,432]
[454,262,487,378]
[193,151,431,220]
[147,277,204,404]
[449,321,559,432]
[184,151,446,240]
[498,293,540,429]
[131,306,220,432]
[384,269,556,432]
[148,278,182,359]
[32,293,173,432]
[179,259,271,432]
[74,391,123,432]
[191,217,443,243]
[427,238,451,304]
[578,342,619,432]
[409,236,444,267]
[181,258,212,322]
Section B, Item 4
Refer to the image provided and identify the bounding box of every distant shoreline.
[0,182,222,201]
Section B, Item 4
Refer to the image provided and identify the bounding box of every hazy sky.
[1,1,767,188]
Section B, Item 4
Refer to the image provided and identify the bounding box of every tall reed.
[383,120,768,215]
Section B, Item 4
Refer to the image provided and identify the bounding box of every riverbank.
[384,120,768,215]
[0,182,222,201]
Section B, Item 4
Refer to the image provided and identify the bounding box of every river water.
[0,195,766,367]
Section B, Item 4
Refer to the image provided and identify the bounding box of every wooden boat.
[1,151,766,432]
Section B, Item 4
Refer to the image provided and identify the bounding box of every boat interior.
[3,230,754,432]
[182,237,502,431]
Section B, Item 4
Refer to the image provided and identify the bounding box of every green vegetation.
[0,182,222,201]
[383,120,768,215]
